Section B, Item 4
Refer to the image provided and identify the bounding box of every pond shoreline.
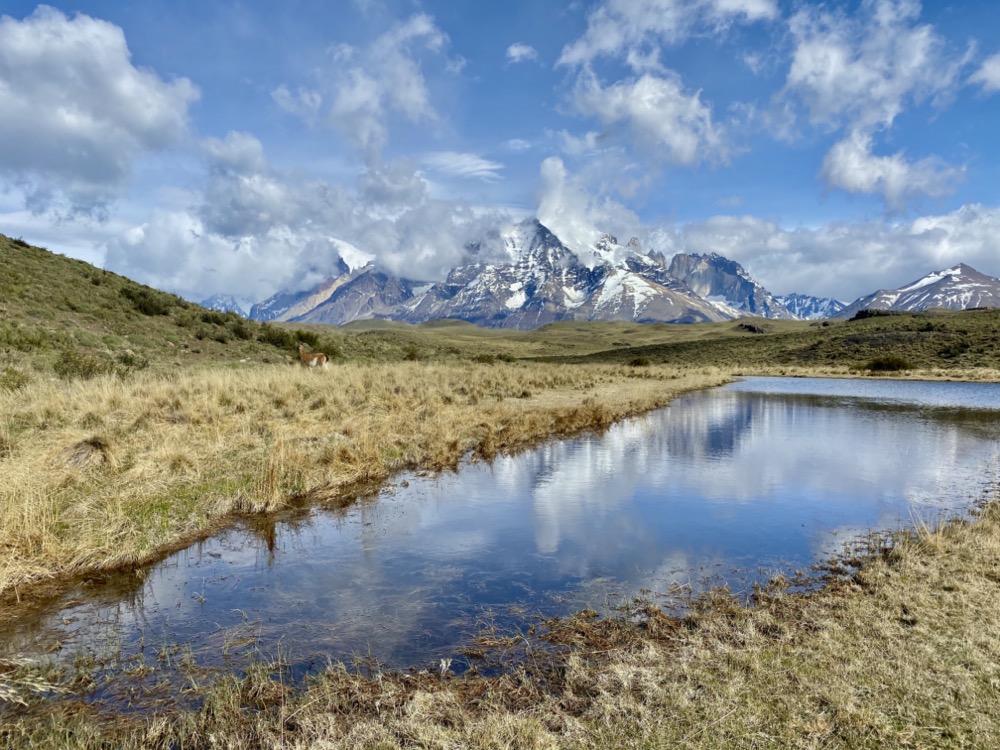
[1,363,732,606]
[4,493,999,748]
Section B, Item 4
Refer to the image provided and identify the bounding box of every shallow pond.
[4,377,1000,699]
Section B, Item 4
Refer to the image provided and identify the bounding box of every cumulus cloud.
[272,14,448,163]
[0,6,199,214]
[536,156,640,263]
[781,0,964,133]
[104,131,510,300]
[506,42,538,64]
[569,71,727,165]
[662,204,1000,303]
[558,0,777,69]
[821,130,964,211]
[969,52,1000,93]
[776,0,971,208]
[422,152,504,181]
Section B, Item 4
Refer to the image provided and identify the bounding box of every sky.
[1,0,999,305]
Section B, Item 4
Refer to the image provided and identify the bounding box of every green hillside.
[536,310,1000,371]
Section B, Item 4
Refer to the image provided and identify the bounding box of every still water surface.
[5,377,1000,687]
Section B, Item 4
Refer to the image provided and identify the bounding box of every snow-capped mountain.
[392,221,725,329]
[837,264,1000,319]
[221,219,995,330]
[240,219,733,329]
[667,253,796,320]
[776,294,847,320]
[199,294,255,316]
[291,267,417,325]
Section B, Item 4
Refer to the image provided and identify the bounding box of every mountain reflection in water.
[4,377,999,691]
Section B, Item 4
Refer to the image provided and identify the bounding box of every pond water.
[4,377,1000,699]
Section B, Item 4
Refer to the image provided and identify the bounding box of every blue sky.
[1,0,999,304]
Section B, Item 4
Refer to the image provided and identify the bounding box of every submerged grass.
[0,361,728,600]
[4,499,1000,748]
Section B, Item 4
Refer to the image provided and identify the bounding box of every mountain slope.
[838,264,1000,319]
[776,294,846,320]
[668,253,796,320]
[0,234,305,379]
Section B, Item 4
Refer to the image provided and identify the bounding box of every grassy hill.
[532,311,1000,371]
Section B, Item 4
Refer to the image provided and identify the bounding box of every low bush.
[53,350,113,380]
[850,309,899,321]
[120,287,172,317]
[0,367,31,391]
[295,330,320,348]
[864,355,915,372]
[258,324,297,350]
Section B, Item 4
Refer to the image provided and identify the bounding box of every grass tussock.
[0,362,727,599]
[4,500,1000,748]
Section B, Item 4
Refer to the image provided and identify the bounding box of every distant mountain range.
[199,219,1000,328]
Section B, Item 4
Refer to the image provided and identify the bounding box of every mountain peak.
[838,262,1000,318]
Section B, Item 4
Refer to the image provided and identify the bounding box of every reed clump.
[0,362,728,599]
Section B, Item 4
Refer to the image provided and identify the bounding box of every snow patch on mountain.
[837,264,1000,318]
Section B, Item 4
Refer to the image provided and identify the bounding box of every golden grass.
[0,361,729,600]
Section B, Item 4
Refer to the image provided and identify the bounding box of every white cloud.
[970,52,1000,93]
[665,204,1000,302]
[503,138,532,152]
[536,156,640,264]
[557,130,603,156]
[569,71,727,166]
[104,132,510,299]
[272,14,448,163]
[422,151,504,181]
[0,6,199,214]
[270,85,322,124]
[506,42,538,64]
[781,0,964,133]
[558,0,777,69]
[821,130,964,211]
[776,0,972,209]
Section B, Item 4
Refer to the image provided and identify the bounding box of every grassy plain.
[4,234,1000,747]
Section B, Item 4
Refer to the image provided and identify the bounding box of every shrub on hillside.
[864,355,915,372]
[849,309,899,321]
[230,321,254,341]
[295,330,320,348]
[258,324,297,350]
[0,367,30,391]
[120,287,172,316]
[53,350,113,380]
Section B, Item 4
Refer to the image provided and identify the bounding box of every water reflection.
[3,378,999,689]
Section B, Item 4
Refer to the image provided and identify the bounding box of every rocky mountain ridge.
[199,220,1000,328]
